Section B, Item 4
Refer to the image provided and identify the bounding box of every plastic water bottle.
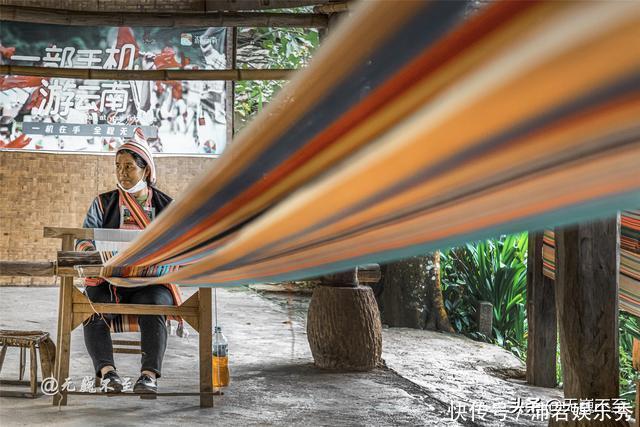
[212,326,230,388]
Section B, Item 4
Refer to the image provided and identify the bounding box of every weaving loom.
[542,210,640,317]
[34,227,217,407]
[77,229,184,334]
[97,0,640,288]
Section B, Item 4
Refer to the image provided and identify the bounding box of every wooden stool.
[0,330,56,398]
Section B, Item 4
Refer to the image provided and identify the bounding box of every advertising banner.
[0,23,228,154]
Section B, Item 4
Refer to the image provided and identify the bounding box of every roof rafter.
[0,65,294,81]
[0,6,329,27]
[0,0,342,13]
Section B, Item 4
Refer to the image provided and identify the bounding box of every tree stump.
[307,283,382,371]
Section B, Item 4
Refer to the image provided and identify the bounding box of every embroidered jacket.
[75,187,182,306]
[78,187,172,237]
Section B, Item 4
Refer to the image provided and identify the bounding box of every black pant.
[83,283,173,378]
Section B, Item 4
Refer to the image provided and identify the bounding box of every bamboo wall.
[0,151,217,285]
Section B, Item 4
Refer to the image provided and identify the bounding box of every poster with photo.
[0,23,227,155]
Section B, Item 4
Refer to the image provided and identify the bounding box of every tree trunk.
[550,216,628,427]
[424,252,454,332]
[307,285,382,371]
[378,253,452,332]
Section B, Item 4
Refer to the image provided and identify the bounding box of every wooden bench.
[0,330,56,398]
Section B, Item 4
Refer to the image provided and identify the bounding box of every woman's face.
[116,151,147,190]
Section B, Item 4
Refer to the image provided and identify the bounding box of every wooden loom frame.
[43,227,215,408]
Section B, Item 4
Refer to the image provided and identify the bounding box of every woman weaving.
[76,128,182,395]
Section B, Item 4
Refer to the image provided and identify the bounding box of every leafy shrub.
[441,233,529,358]
[619,312,639,404]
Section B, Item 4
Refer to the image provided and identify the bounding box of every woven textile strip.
[117,189,183,306]
[85,249,180,333]
[621,211,640,316]
[108,314,139,333]
[100,1,640,289]
[542,210,640,317]
[542,230,556,280]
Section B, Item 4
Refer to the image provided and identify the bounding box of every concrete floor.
[0,286,562,426]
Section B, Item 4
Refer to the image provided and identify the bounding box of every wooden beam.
[73,302,199,317]
[314,2,349,14]
[64,391,221,397]
[356,264,381,284]
[56,250,100,276]
[112,348,142,355]
[43,226,93,240]
[204,0,337,11]
[0,0,337,12]
[0,261,55,277]
[57,251,101,267]
[525,231,557,388]
[553,217,622,417]
[0,65,294,81]
[0,6,328,27]
[316,265,380,285]
[317,268,357,287]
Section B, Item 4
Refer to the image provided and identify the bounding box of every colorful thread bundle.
[94,1,640,295]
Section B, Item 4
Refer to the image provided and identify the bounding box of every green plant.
[234,27,320,130]
[441,233,529,359]
[441,234,638,405]
[619,312,640,405]
[441,280,473,333]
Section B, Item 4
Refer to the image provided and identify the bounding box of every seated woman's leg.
[83,282,118,377]
[129,285,173,378]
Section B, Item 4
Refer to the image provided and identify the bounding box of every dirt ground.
[0,286,563,426]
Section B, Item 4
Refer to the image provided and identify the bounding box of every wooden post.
[476,301,493,337]
[198,288,213,408]
[225,26,237,146]
[552,216,626,427]
[29,343,37,396]
[38,337,56,382]
[318,6,346,42]
[53,234,74,406]
[634,340,640,425]
[636,380,639,427]
[526,231,557,388]
[19,347,25,380]
[0,345,6,373]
